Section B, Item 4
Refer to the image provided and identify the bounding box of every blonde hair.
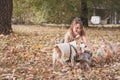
[70,17,86,38]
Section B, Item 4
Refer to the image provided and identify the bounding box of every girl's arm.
[82,36,91,50]
[82,36,87,44]
[64,29,72,43]
[64,34,70,43]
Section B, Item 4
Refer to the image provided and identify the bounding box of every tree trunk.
[0,0,13,35]
[80,0,88,27]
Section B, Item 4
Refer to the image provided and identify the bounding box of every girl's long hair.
[70,17,86,38]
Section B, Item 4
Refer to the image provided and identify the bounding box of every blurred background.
[12,0,120,25]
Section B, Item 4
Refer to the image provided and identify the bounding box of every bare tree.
[0,0,13,35]
[80,0,88,27]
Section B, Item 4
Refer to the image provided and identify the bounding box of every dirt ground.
[0,25,120,80]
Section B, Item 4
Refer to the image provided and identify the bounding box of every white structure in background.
[91,16,101,24]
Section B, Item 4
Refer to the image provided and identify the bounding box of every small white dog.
[96,40,115,64]
[52,36,87,69]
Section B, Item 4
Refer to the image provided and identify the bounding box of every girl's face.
[73,24,82,36]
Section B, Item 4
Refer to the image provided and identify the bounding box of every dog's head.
[76,50,92,64]
[73,35,89,53]
[84,50,92,57]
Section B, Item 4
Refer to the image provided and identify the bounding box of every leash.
[68,44,78,61]
[70,44,78,54]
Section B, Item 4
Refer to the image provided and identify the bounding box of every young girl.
[63,17,88,45]
[62,17,90,62]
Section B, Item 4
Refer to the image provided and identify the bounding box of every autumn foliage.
[0,25,120,80]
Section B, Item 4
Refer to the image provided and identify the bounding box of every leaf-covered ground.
[0,25,120,80]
